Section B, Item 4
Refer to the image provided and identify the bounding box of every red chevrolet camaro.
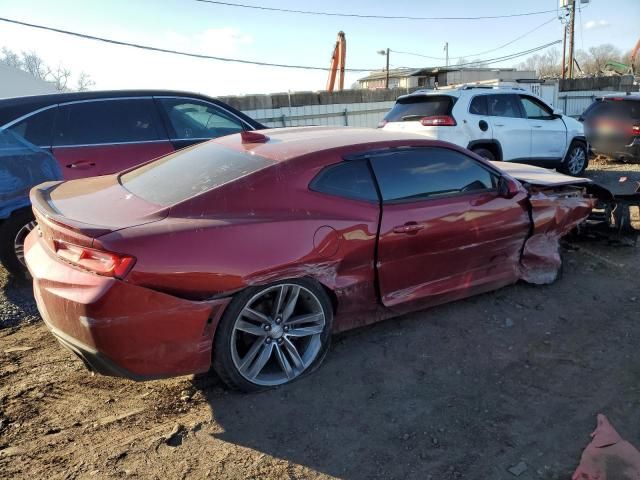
[25,127,596,391]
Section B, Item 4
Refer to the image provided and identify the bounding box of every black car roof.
[0,89,264,129]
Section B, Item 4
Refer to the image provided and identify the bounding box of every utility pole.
[378,48,390,88]
[567,0,576,79]
[385,48,390,88]
[444,42,449,67]
[561,20,567,79]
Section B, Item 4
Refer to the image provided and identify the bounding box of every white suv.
[380,86,588,175]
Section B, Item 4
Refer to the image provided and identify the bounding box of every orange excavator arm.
[326,31,346,93]
[630,37,640,73]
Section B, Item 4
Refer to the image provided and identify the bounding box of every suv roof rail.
[408,83,531,95]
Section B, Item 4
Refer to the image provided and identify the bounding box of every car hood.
[492,161,591,187]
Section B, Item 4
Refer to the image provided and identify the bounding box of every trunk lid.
[30,175,168,247]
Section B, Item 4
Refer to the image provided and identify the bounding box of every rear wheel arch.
[468,140,503,161]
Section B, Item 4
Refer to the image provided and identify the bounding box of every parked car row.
[2,87,638,392]
[0,90,264,277]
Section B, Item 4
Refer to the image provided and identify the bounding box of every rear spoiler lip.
[30,181,114,238]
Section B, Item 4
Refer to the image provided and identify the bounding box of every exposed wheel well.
[468,141,502,161]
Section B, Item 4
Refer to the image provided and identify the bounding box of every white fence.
[556,91,629,117]
[241,87,631,129]
[243,101,395,128]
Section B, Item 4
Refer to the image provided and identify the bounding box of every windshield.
[384,95,456,122]
[120,141,276,206]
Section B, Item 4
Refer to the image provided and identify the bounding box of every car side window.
[370,148,496,203]
[310,160,378,202]
[157,98,245,140]
[7,107,57,147]
[469,95,488,115]
[53,99,164,146]
[519,96,554,120]
[487,94,524,118]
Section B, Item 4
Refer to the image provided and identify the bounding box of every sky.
[0,0,637,96]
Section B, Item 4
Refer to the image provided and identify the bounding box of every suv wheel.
[472,147,496,161]
[559,141,588,176]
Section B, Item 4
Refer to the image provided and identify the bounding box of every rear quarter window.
[309,160,378,202]
[120,142,276,206]
[384,95,455,122]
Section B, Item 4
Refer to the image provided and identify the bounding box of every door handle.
[393,222,424,234]
[532,125,543,128]
[494,123,505,127]
[66,161,96,169]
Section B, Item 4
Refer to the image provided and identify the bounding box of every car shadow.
[189,287,590,480]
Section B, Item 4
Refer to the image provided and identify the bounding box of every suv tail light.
[420,115,457,126]
[53,240,135,279]
[632,125,640,136]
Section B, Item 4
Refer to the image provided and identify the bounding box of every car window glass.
[158,98,244,139]
[383,95,455,122]
[520,96,553,120]
[120,142,276,206]
[370,148,496,203]
[310,160,378,202]
[53,99,163,146]
[469,95,488,115]
[7,107,57,147]
[488,94,523,118]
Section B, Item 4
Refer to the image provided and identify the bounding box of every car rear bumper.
[590,137,640,161]
[25,231,231,380]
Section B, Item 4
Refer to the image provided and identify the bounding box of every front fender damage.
[520,186,596,284]
[518,181,640,285]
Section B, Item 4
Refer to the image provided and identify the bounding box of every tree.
[518,48,561,78]
[0,47,93,92]
[76,72,95,91]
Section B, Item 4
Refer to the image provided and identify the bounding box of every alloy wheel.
[567,146,586,175]
[14,220,37,266]
[230,283,326,387]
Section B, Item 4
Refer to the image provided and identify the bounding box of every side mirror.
[497,176,520,199]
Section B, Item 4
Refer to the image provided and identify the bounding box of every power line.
[194,0,557,21]
[392,17,558,61]
[0,16,374,72]
[0,16,559,74]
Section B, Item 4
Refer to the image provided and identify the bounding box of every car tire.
[559,140,588,176]
[472,147,496,161]
[0,208,36,280]
[212,278,333,392]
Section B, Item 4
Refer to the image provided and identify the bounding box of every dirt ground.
[1,158,639,480]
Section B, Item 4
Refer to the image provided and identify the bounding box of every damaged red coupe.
[25,127,601,391]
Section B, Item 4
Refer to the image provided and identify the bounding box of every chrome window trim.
[0,104,59,130]
[52,139,173,149]
[153,95,253,130]
[0,95,253,147]
[0,96,154,133]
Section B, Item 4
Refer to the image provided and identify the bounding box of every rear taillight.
[53,240,135,279]
[420,115,457,126]
[632,125,640,136]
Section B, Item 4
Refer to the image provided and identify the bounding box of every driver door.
[370,147,529,311]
